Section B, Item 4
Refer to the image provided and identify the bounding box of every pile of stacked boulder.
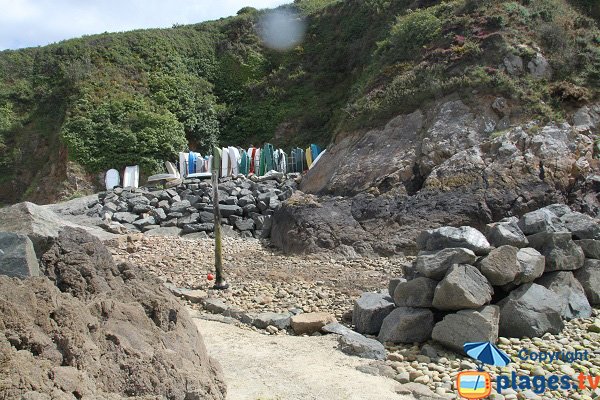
[353,204,599,352]
[93,173,299,239]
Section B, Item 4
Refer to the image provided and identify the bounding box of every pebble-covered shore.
[108,235,600,400]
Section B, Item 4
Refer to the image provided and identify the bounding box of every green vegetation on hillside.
[0,0,598,203]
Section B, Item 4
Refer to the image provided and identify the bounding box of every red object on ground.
[207,273,215,281]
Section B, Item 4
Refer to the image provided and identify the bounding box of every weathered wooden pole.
[211,146,228,290]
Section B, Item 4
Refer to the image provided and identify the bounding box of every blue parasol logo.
[464,341,512,370]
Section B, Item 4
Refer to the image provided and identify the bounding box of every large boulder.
[573,259,600,305]
[378,307,434,344]
[388,277,406,297]
[352,293,395,335]
[432,305,500,353]
[559,211,600,240]
[0,227,226,399]
[518,209,565,235]
[0,232,40,279]
[512,247,546,286]
[498,283,564,338]
[575,239,600,259]
[479,245,520,286]
[432,264,493,310]
[393,277,438,308]
[415,247,477,280]
[535,271,592,319]
[528,232,585,272]
[416,226,491,255]
[485,217,528,248]
[0,202,113,257]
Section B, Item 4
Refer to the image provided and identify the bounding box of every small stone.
[290,312,336,335]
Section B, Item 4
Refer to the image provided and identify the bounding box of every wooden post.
[212,156,228,290]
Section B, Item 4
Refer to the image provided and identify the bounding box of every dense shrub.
[380,9,442,62]
[61,97,187,173]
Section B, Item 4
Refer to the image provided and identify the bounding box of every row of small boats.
[178,143,323,180]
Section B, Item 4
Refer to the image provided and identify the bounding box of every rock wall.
[93,173,299,240]
[273,97,599,255]
[352,204,599,351]
[0,227,226,399]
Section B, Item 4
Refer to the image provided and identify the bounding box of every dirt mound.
[0,227,226,399]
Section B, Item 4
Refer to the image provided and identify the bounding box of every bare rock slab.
[415,247,477,280]
[290,312,336,335]
[432,305,500,353]
[416,226,491,255]
[0,232,40,279]
[378,307,434,344]
[432,264,493,310]
[498,283,564,338]
[393,277,437,308]
[144,226,182,237]
[573,259,600,306]
[352,292,395,335]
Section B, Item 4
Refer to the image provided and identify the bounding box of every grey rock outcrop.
[0,232,40,279]
[393,277,437,308]
[432,305,500,353]
[272,95,598,256]
[378,307,434,344]
[352,292,395,335]
[528,52,551,79]
[432,264,493,310]
[528,232,585,272]
[415,247,477,280]
[535,271,592,320]
[573,259,600,305]
[498,283,564,338]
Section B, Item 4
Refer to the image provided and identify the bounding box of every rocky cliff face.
[272,97,599,256]
[0,227,226,399]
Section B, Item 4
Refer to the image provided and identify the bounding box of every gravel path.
[109,235,406,319]
[193,315,412,400]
